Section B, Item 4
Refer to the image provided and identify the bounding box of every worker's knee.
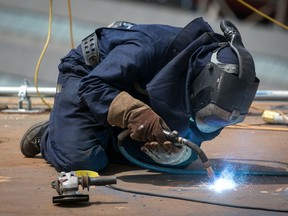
[56,147,109,172]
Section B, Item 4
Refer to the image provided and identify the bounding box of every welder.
[20,18,259,172]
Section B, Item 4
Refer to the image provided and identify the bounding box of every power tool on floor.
[262,110,288,125]
[51,171,117,204]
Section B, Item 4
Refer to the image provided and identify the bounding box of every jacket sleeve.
[78,39,156,126]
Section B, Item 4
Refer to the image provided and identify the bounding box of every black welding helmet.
[190,20,260,133]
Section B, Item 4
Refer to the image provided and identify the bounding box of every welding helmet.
[190,20,260,133]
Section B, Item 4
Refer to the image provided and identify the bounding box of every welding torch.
[118,129,216,180]
[162,130,216,180]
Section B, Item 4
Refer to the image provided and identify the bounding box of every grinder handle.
[89,176,117,186]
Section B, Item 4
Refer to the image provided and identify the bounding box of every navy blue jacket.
[77,17,238,145]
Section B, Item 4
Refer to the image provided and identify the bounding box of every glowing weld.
[209,170,238,193]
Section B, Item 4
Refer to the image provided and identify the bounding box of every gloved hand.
[107,91,168,144]
[141,141,192,165]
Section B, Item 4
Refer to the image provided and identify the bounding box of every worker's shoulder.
[133,23,181,38]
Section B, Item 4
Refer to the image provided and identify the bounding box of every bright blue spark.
[209,169,238,193]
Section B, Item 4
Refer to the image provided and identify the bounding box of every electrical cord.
[34,0,75,109]
[67,0,74,49]
[34,0,53,109]
[237,0,288,30]
[107,183,288,213]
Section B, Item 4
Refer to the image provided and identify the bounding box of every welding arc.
[107,184,288,213]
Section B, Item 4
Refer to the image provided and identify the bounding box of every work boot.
[20,121,49,157]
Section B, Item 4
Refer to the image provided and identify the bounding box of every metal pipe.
[0,86,56,97]
[254,90,288,101]
[0,87,287,101]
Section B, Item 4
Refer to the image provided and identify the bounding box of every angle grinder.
[51,171,117,204]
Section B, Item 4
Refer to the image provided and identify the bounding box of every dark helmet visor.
[190,63,259,133]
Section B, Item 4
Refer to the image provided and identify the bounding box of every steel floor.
[0,100,288,216]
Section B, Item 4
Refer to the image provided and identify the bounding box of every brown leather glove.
[107,91,169,144]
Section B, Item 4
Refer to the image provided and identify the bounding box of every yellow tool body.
[262,110,288,125]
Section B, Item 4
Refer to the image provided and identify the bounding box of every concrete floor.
[0,99,288,215]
